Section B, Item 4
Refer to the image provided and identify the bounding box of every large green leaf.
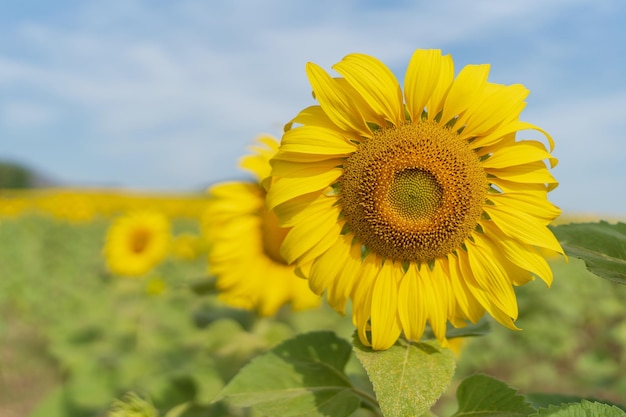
[451,374,535,417]
[550,222,626,284]
[530,400,626,416]
[352,336,455,417]
[526,393,626,412]
[215,331,361,417]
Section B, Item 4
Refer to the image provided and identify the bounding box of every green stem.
[352,387,383,416]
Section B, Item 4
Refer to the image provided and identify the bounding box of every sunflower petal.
[306,62,371,136]
[370,263,403,350]
[404,49,445,122]
[266,168,341,209]
[484,204,564,254]
[440,64,490,124]
[280,125,358,155]
[352,255,379,347]
[483,140,558,169]
[488,192,561,224]
[457,84,529,137]
[426,54,454,119]
[447,254,485,323]
[487,161,558,187]
[398,265,427,342]
[333,53,404,126]
[481,220,554,286]
[280,207,341,264]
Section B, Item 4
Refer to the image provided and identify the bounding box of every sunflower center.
[389,169,443,222]
[130,228,151,253]
[341,120,487,263]
[260,205,290,265]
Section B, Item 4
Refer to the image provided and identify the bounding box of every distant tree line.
[0,161,34,189]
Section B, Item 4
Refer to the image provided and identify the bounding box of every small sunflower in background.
[170,232,204,261]
[104,210,171,277]
[267,49,564,350]
[203,135,320,316]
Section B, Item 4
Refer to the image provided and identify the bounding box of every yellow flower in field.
[104,210,170,277]
[267,50,564,350]
[171,232,204,260]
[203,135,320,316]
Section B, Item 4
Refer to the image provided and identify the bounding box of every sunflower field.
[1,189,625,417]
[2,48,626,417]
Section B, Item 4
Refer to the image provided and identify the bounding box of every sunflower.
[104,210,170,277]
[203,135,320,316]
[267,49,564,350]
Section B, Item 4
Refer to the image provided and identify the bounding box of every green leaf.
[550,222,626,284]
[526,393,626,412]
[530,400,626,416]
[352,335,455,417]
[451,374,535,416]
[215,331,361,417]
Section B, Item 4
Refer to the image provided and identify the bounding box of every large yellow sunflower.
[267,49,564,350]
[203,135,320,316]
[104,210,170,277]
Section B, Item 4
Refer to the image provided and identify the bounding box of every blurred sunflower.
[203,135,320,316]
[267,49,564,350]
[104,210,170,277]
[170,232,204,260]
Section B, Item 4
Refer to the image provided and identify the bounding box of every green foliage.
[451,374,534,416]
[0,160,34,188]
[216,331,362,417]
[108,392,158,417]
[353,336,455,417]
[3,216,626,417]
[525,393,626,412]
[550,221,626,284]
[529,400,626,416]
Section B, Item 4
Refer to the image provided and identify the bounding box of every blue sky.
[1,0,624,216]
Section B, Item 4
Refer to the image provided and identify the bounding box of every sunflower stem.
[352,387,383,416]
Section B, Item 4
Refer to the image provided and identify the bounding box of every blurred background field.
[1,187,625,417]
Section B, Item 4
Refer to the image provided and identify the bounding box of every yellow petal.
[457,83,529,138]
[426,54,454,119]
[334,53,404,126]
[488,192,561,224]
[267,165,341,209]
[416,264,448,342]
[469,120,554,152]
[456,249,520,330]
[466,234,519,318]
[327,237,363,313]
[280,125,358,156]
[404,49,445,122]
[306,62,371,136]
[398,265,427,342]
[484,204,564,254]
[295,220,344,265]
[370,263,403,350]
[447,254,485,323]
[482,140,558,169]
[280,207,340,264]
[481,220,554,286]
[486,161,558,187]
[284,105,338,132]
[352,254,379,347]
[273,193,337,228]
[440,64,490,124]
[239,135,280,180]
[308,238,344,296]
